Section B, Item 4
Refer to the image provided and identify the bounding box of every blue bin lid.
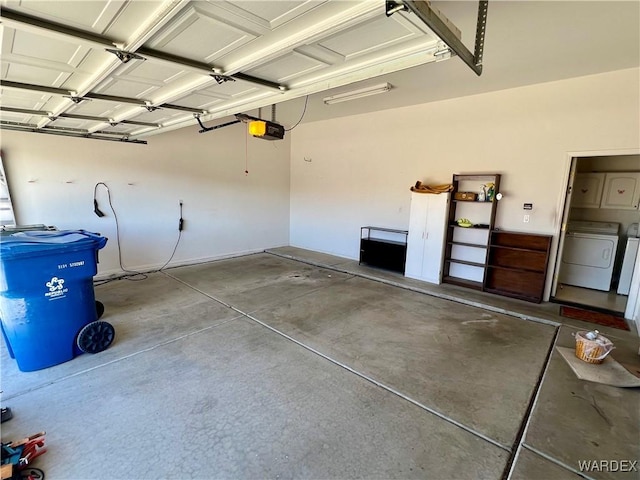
[0,230,107,260]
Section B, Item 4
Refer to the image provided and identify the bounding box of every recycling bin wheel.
[76,320,115,354]
[95,300,105,320]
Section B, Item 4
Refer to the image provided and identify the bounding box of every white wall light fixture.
[322,82,392,105]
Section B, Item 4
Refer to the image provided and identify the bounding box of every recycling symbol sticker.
[45,276,68,300]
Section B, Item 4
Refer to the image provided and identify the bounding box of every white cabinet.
[405,192,450,284]
[572,172,640,210]
[600,172,640,210]
[572,173,605,208]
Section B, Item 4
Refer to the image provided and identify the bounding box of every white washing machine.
[559,221,620,291]
[617,223,639,295]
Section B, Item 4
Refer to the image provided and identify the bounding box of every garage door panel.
[4,62,66,86]
[4,0,123,33]
[245,51,328,83]
[117,61,191,85]
[100,123,145,135]
[318,15,426,60]
[148,6,257,64]
[94,76,160,99]
[198,81,260,98]
[46,116,97,130]
[0,110,39,124]
[64,99,121,117]
[172,92,226,110]
[122,108,184,124]
[11,29,85,66]
[218,0,325,30]
[0,89,53,110]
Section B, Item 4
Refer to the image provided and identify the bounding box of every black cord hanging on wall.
[93,182,147,281]
[93,182,184,282]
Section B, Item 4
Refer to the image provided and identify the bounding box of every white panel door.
[405,192,449,284]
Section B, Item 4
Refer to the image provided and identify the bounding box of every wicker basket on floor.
[574,331,613,364]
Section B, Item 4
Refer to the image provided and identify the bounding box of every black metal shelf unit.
[359,226,408,274]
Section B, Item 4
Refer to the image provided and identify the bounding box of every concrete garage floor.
[1,249,638,479]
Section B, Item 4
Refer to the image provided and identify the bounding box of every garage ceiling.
[0,0,479,142]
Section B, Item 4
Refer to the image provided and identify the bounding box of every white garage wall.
[290,68,640,297]
[1,122,290,277]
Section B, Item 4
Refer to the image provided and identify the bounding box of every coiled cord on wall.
[93,182,148,283]
[93,183,184,285]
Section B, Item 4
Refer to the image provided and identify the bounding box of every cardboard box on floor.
[557,347,640,387]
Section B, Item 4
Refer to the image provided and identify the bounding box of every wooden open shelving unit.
[443,174,501,290]
[442,173,553,303]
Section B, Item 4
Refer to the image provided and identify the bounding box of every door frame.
[551,148,640,331]
[625,245,640,333]
[0,153,16,226]
[550,156,577,298]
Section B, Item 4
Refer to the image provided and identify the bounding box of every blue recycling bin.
[0,230,111,372]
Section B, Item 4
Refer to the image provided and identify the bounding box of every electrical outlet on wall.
[523,214,530,223]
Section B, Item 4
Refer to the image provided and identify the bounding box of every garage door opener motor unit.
[248,120,285,141]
